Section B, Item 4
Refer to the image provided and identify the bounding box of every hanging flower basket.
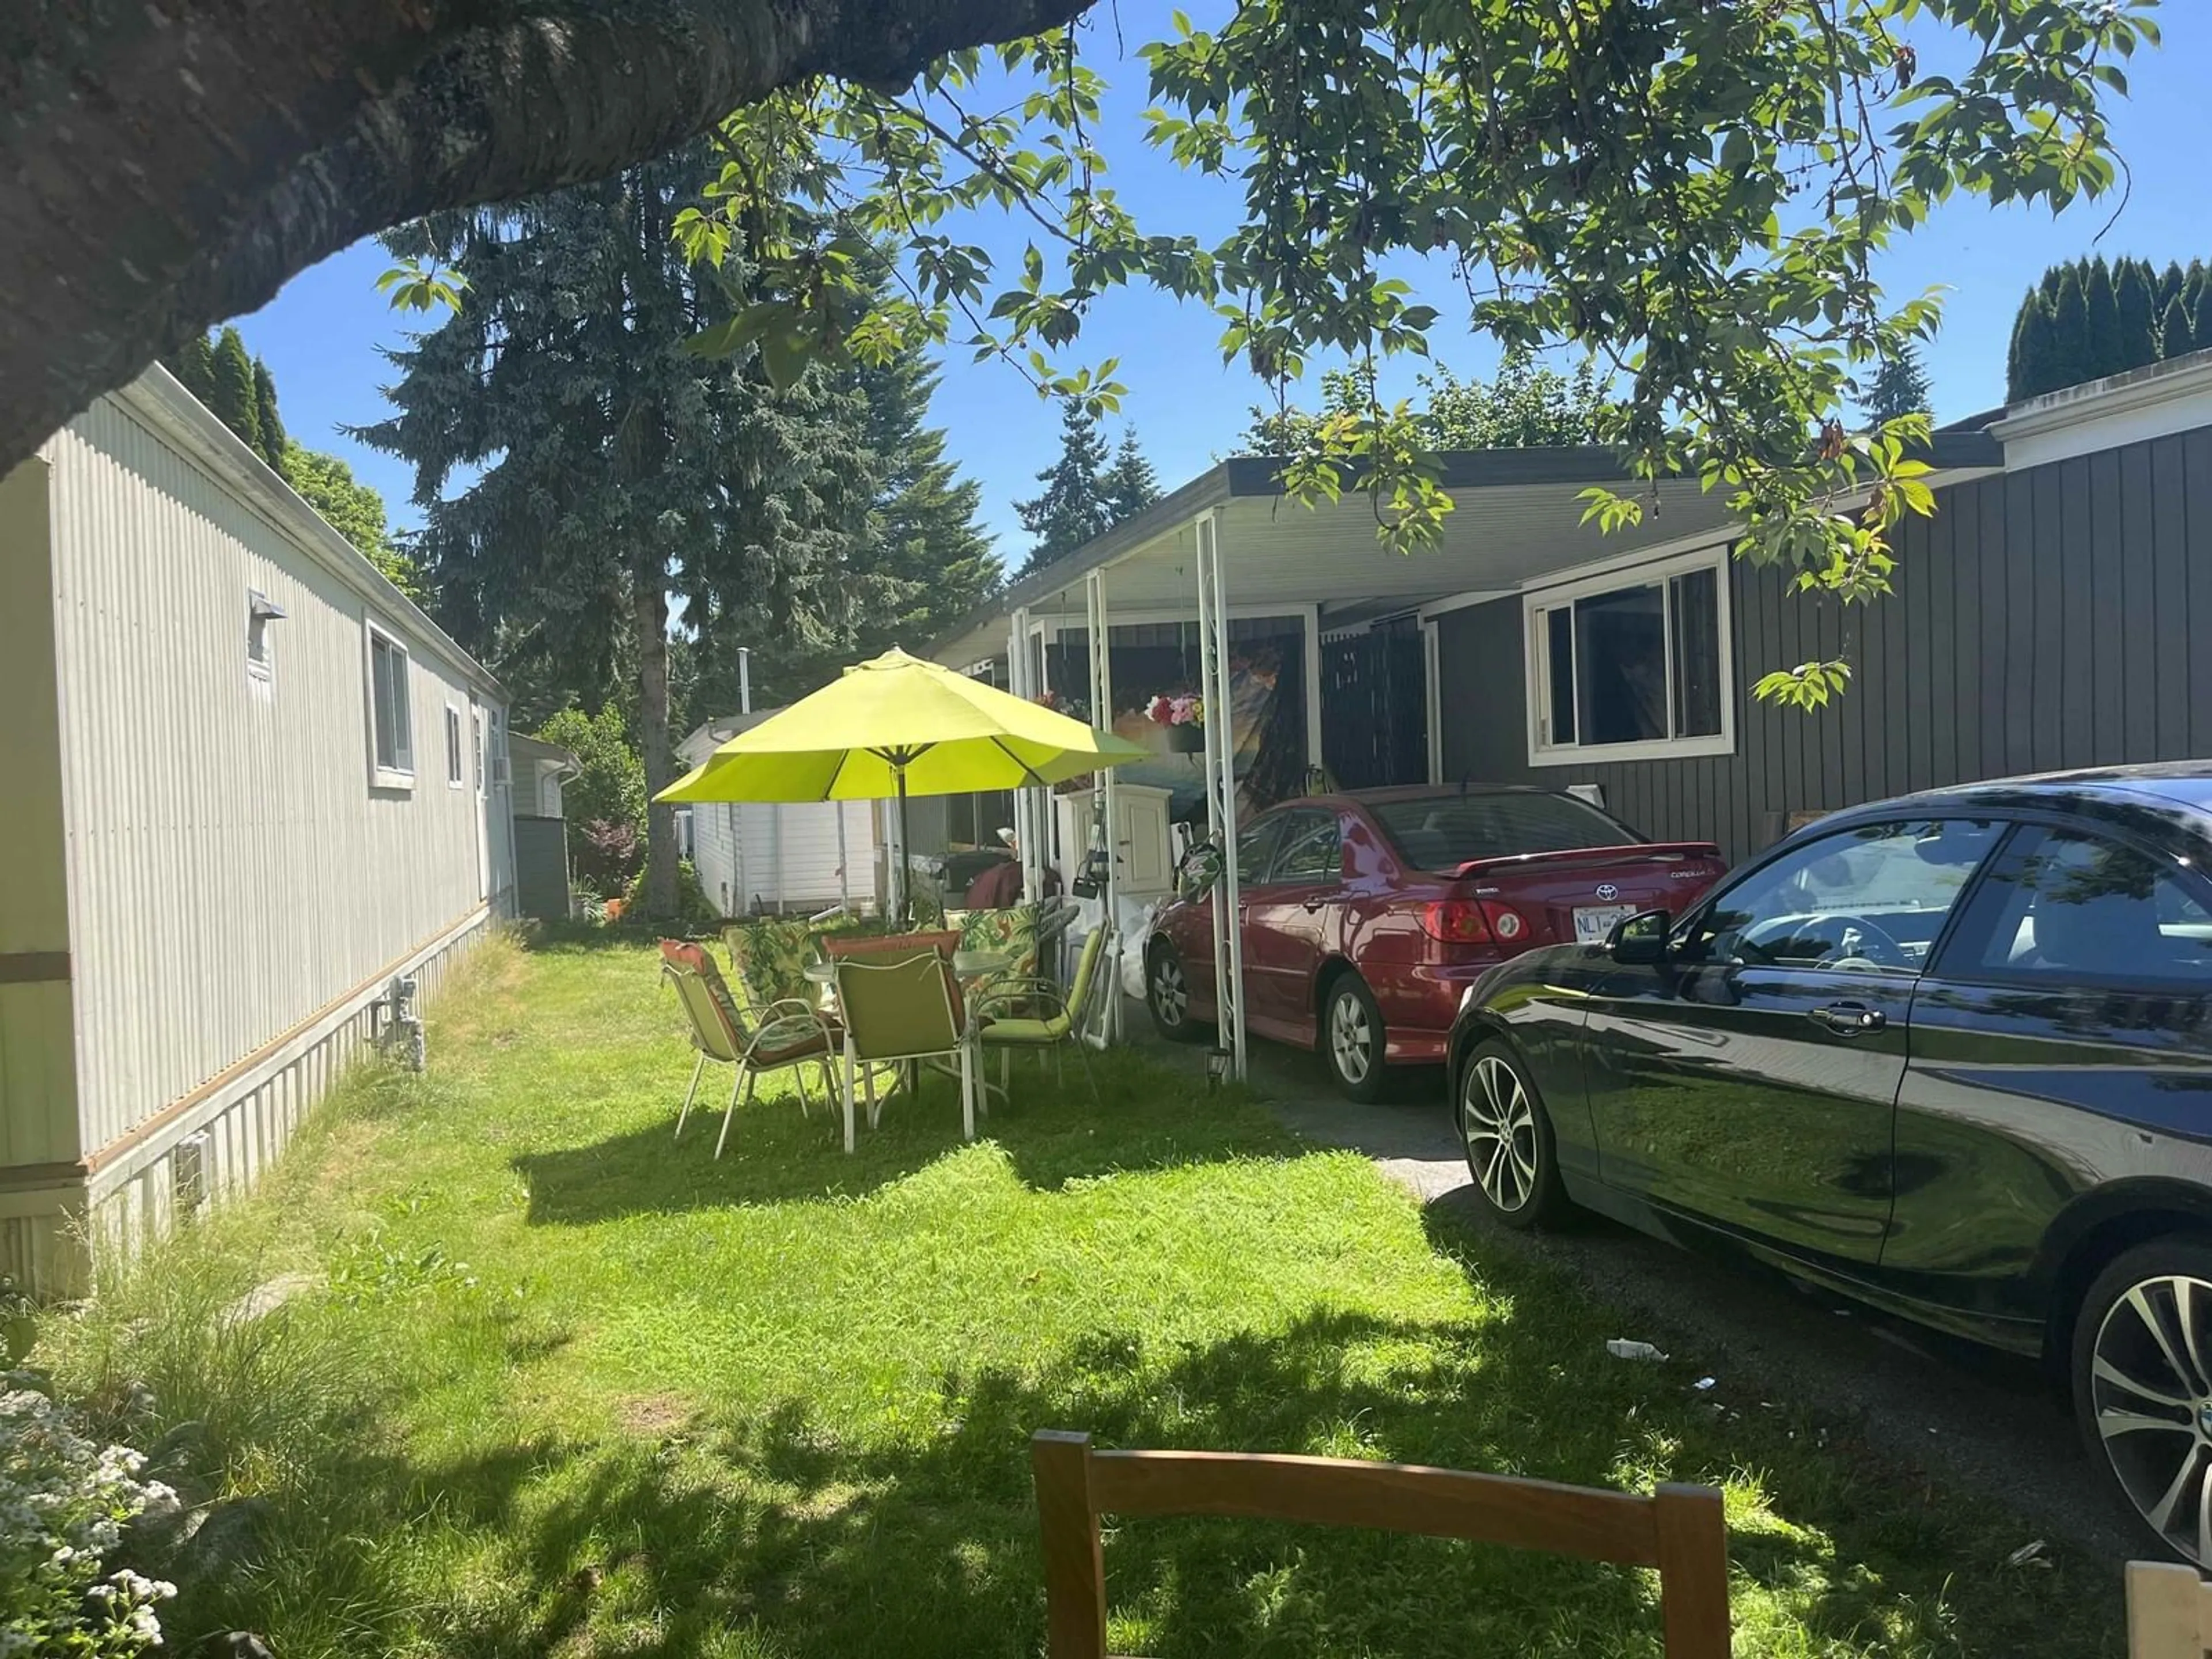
[1147,692,1205,752]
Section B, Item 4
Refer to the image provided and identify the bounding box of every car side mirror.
[1608,908,1672,965]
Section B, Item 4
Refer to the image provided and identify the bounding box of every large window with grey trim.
[1525,554,1731,766]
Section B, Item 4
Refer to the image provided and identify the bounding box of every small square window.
[246,590,283,681]
[445,705,465,787]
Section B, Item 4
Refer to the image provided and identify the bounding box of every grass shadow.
[512,1046,1302,1224]
[225,1292,2124,1659]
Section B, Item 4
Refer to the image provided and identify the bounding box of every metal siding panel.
[1978,476,2011,779]
[1946,484,1983,783]
[1778,567,1807,816]
[1900,512,1931,793]
[2191,430,2212,755]
[1755,560,1782,846]
[2058,456,2097,767]
[2025,465,2065,772]
[44,396,495,1161]
[1859,541,1893,798]
[2002,471,2035,774]
[2152,436,2192,758]
[2119,441,2160,762]
[2089,448,2127,762]
[1924,490,1959,787]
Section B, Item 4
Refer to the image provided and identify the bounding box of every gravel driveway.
[1130,1007,2142,1564]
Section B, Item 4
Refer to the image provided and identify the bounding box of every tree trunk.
[0,0,1092,480]
[636,564,680,919]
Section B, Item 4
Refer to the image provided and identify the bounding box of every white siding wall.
[30,380,503,1270]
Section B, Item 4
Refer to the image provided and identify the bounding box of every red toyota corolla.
[1143,784,1726,1100]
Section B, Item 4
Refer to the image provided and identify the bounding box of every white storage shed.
[677,713,884,918]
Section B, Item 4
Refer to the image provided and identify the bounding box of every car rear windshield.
[1368,792,1641,869]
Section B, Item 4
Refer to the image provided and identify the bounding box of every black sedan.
[1446,765,2212,1564]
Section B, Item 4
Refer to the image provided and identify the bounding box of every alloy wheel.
[2091,1272,2212,1565]
[1151,956,1188,1028]
[1329,990,1373,1084]
[1464,1055,1540,1213]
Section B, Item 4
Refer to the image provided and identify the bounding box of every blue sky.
[233,2,2204,560]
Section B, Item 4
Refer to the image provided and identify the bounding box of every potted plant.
[1147,692,1206,752]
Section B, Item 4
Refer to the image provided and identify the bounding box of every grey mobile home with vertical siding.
[0,366,515,1292]
[1433,355,2212,865]
[931,350,2212,910]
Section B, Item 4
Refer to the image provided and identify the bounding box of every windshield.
[1367,791,1642,869]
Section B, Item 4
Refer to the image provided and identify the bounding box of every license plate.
[1573,904,1638,945]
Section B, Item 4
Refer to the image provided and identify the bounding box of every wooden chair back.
[1031,1431,1730,1659]
[2129,1561,2212,1658]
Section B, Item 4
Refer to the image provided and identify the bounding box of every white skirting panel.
[0,908,493,1296]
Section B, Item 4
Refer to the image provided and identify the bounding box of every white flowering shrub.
[0,1376,177,1656]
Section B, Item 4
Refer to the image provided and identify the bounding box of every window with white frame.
[445,705,465,787]
[1525,552,1731,765]
[245,590,282,681]
[472,709,484,794]
[366,623,414,785]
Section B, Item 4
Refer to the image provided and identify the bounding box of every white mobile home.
[678,714,882,917]
[0,366,513,1291]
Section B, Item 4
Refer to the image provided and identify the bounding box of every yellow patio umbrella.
[656,647,1148,909]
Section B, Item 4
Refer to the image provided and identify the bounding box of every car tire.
[1456,1039,1569,1230]
[1320,974,1389,1103]
[2071,1236,2212,1566]
[1146,941,1207,1043]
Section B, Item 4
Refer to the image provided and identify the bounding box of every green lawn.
[41,931,2122,1657]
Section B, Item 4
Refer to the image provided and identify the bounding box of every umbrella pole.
[897,765,912,927]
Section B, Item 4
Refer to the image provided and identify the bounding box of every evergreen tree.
[816,350,999,675]
[208,325,263,454]
[2005,289,2035,399]
[363,146,874,918]
[2047,267,2092,394]
[2158,260,2188,315]
[2083,256,2123,381]
[166,332,218,407]
[2186,266,2208,331]
[2012,296,2059,400]
[2115,259,2158,373]
[252,358,286,467]
[2039,264,2067,309]
[2194,285,2212,370]
[1102,432,1161,521]
[1013,402,1118,574]
[1864,342,1933,421]
[2159,293,2195,362]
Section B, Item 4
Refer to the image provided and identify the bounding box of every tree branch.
[0,0,1094,474]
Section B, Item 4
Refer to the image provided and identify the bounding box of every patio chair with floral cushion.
[946,897,1078,1011]
[721,915,832,1013]
[658,940,836,1158]
[972,923,1113,1106]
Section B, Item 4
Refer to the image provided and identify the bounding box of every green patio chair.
[720,916,825,1013]
[658,940,835,1158]
[972,923,1113,1106]
[830,944,978,1154]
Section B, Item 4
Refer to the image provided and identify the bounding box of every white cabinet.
[1054,782,1176,899]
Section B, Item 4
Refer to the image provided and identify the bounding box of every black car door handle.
[1809,1001,1887,1036]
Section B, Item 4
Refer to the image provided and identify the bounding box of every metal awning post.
[1084,567,1120,1043]
[1194,509,1246,1081]
[1008,606,1046,902]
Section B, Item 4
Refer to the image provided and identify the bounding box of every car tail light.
[1423,900,1491,943]
[1423,899,1526,945]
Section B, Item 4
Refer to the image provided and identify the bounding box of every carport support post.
[1008,607,1046,902]
[1083,568,1122,1043]
[1195,509,1247,1081]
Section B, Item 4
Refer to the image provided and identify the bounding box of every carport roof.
[931,433,2004,665]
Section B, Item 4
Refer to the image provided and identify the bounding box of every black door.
[1888,821,2212,1333]
[1584,817,2004,1264]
